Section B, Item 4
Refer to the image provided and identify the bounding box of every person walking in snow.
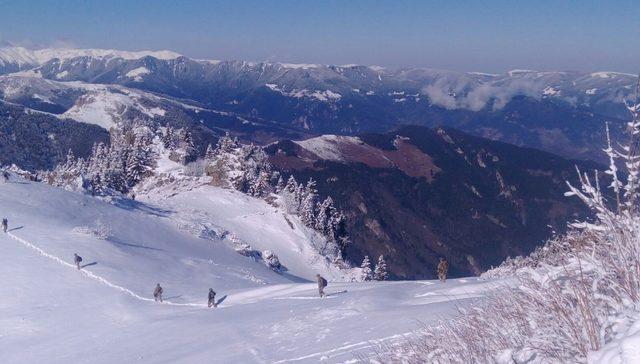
[2,171,8,182]
[74,253,83,270]
[208,288,217,308]
[316,274,328,298]
[437,257,449,283]
[2,218,8,233]
[153,283,163,302]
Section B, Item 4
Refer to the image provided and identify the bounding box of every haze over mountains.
[0,46,636,162]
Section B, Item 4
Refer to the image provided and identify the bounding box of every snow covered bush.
[262,250,282,271]
[231,235,261,260]
[376,79,640,363]
[2,164,39,182]
[482,231,574,279]
[71,221,112,240]
[230,235,281,272]
[182,158,208,177]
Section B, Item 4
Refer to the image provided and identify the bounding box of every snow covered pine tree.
[374,255,388,281]
[360,256,373,281]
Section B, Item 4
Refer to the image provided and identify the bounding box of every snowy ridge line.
[6,231,207,308]
[272,331,414,363]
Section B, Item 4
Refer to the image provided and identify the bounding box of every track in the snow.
[6,231,208,308]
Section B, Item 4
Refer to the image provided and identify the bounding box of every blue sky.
[0,0,638,73]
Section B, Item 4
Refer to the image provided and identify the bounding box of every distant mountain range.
[0,46,619,278]
[0,46,637,163]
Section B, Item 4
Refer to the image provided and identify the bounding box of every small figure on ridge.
[208,288,217,308]
[153,283,163,302]
[317,274,328,298]
[74,253,83,270]
[437,257,449,283]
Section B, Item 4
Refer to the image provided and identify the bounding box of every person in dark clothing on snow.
[437,257,449,283]
[74,253,83,270]
[316,274,328,298]
[2,171,8,182]
[2,218,7,233]
[208,288,217,308]
[153,283,163,302]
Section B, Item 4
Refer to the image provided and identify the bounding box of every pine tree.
[360,256,373,281]
[305,178,317,194]
[337,234,351,258]
[207,154,230,187]
[90,171,103,195]
[281,175,300,214]
[300,179,318,226]
[285,175,298,193]
[374,255,389,281]
[125,143,146,188]
[162,128,175,149]
[249,170,271,197]
[275,175,285,193]
[205,144,215,160]
[270,171,281,188]
[300,192,316,226]
[315,196,336,235]
[216,132,237,153]
[182,129,196,163]
[64,149,76,170]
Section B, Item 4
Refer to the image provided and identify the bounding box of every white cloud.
[423,77,545,111]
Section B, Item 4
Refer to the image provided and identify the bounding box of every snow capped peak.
[0,46,38,67]
[62,87,166,129]
[507,69,536,76]
[278,62,322,70]
[194,58,222,65]
[0,46,181,67]
[125,66,151,81]
[589,71,636,79]
[467,71,499,77]
[294,135,364,161]
[542,85,560,96]
[33,48,182,62]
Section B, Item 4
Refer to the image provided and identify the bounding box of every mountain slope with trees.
[266,126,600,278]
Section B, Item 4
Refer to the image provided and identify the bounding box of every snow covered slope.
[133,153,352,282]
[590,314,640,363]
[0,173,501,363]
[0,74,172,129]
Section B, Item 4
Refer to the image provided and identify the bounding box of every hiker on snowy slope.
[437,257,449,283]
[2,218,7,233]
[208,288,217,308]
[74,253,83,270]
[154,283,163,302]
[317,274,328,298]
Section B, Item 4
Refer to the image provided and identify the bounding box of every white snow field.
[0,176,499,363]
